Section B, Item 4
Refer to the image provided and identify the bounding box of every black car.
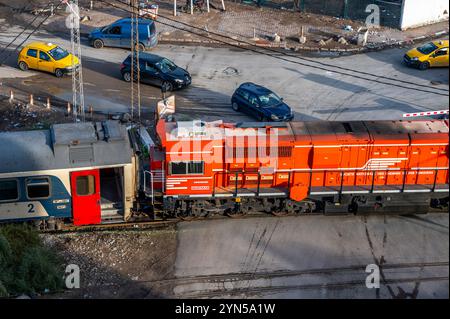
[231,83,294,122]
[120,53,191,91]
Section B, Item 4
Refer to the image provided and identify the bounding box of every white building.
[400,0,449,29]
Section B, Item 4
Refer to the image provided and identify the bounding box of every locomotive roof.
[0,121,133,174]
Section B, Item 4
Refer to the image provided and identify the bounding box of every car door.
[248,94,263,118]
[104,25,122,47]
[430,47,449,67]
[24,48,39,69]
[235,89,252,115]
[38,51,54,73]
[143,62,163,86]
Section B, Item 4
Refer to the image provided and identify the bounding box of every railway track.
[49,208,447,233]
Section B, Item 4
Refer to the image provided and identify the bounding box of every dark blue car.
[231,83,294,122]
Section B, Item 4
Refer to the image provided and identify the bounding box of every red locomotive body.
[151,118,448,216]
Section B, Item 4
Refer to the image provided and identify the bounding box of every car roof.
[127,52,164,63]
[239,82,274,96]
[25,42,58,51]
[115,18,154,25]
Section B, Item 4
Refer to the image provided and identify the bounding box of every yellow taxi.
[404,40,449,70]
[17,42,79,77]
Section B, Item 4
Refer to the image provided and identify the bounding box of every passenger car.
[88,18,157,50]
[17,42,79,77]
[231,83,294,121]
[120,53,191,91]
[404,40,449,70]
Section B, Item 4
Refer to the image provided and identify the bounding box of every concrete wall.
[400,0,449,30]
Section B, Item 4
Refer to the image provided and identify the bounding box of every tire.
[419,61,430,70]
[18,61,28,71]
[258,113,266,122]
[232,102,240,111]
[161,81,173,92]
[93,39,104,49]
[55,69,64,78]
[122,72,131,82]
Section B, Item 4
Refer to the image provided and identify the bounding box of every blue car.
[231,83,294,122]
[88,18,157,50]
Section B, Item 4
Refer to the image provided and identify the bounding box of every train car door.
[71,169,101,226]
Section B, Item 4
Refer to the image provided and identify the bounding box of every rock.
[344,25,353,32]
[16,294,31,299]
[80,16,91,22]
[299,36,307,44]
[338,37,348,45]
[318,39,326,46]
[273,33,281,43]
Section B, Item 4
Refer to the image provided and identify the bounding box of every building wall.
[400,0,449,30]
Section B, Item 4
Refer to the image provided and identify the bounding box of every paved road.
[0,23,448,121]
[174,213,449,298]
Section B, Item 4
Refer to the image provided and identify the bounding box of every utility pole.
[130,0,141,122]
[66,0,85,121]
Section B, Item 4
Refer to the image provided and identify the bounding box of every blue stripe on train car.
[0,175,72,222]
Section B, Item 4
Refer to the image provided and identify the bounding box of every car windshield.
[258,92,283,108]
[48,46,69,60]
[155,58,177,73]
[417,42,438,55]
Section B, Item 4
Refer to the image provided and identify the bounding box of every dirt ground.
[40,226,177,298]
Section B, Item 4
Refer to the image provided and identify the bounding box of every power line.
[98,0,448,97]
[0,1,56,64]
[0,1,65,66]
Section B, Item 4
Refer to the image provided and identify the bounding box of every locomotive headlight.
[271,114,279,120]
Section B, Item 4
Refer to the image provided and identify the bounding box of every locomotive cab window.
[26,178,51,199]
[76,175,96,196]
[0,179,19,202]
[169,161,204,175]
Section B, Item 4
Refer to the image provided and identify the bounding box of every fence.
[235,0,404,28]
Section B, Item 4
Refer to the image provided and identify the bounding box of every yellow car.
[404,40,449,70]
[18,42,79,77]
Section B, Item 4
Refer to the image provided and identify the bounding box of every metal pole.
[206,0,210,12]
[221,0,225,11]
[174,0,177,16]
[190,0,193,14]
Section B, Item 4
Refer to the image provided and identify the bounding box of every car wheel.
[258,113,266,121]
[93,39,104,49]
[162,81,173,92]
[419,61,430,70]
[55,69,64,78]
[18,61,28,71]
[122,72,131,82]
[232,102,240,111]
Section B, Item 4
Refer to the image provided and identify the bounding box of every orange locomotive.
[147,118,449,217]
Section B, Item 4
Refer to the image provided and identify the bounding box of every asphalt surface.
[175,213,449,298]
[0,23,448,121]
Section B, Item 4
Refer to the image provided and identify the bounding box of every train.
[0,114,448,229]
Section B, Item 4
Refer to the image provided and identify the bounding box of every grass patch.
[0,224,64,297]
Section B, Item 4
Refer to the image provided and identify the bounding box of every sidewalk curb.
[158,29,449,55]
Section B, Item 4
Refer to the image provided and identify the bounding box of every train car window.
[188,162,204,174]
[76,175,96,196]
[170,161,204,175]
[0,180,19,202]
[170,162,187,175]
[26,178,51,199]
